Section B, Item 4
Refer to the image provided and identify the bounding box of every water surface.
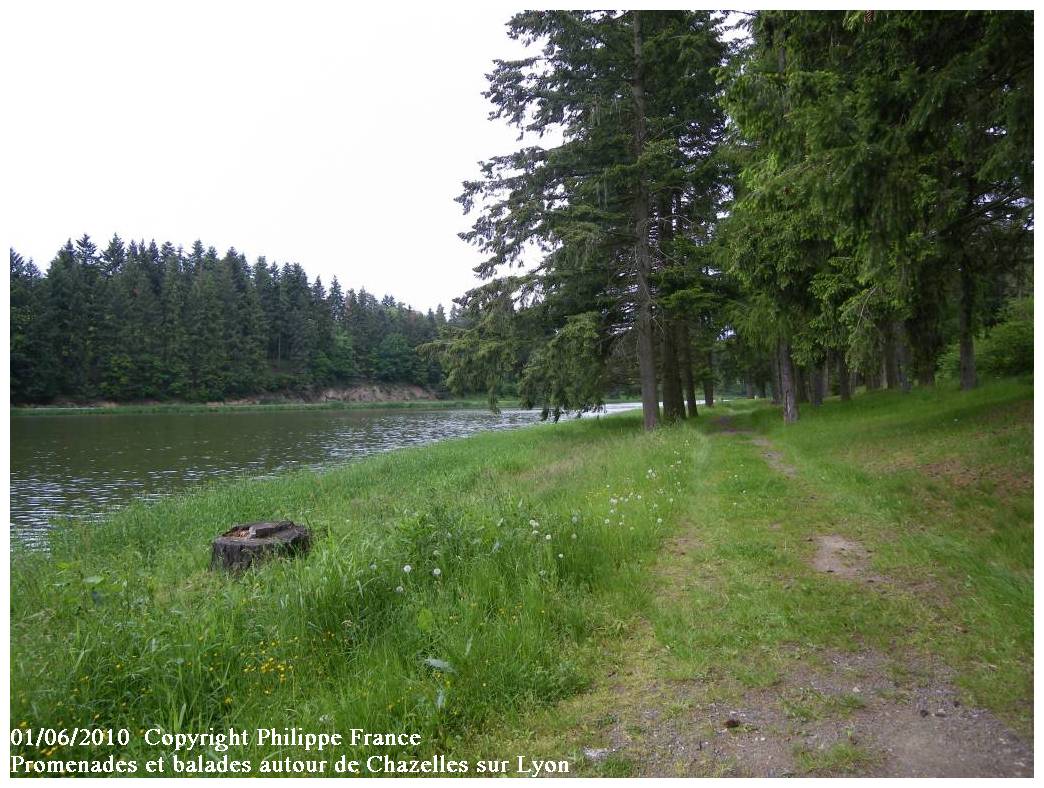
[10,403,639,546]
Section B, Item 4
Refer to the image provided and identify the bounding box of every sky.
[3,1,551,312]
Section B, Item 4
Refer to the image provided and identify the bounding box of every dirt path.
[565,418,1033,777]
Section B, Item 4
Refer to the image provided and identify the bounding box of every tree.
[444,11,728,427]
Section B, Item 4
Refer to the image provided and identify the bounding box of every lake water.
[10,403,640,546]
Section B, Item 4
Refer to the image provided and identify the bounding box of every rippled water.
[10,403,640,546]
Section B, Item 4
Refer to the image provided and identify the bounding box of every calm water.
[10,403,640,546]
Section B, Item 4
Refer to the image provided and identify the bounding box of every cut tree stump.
[210,520,311,572]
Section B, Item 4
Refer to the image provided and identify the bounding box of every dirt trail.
[570,417,1033,777]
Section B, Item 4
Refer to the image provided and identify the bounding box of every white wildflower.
[545,533,552,541]
[432,568,441,577]
[369,563,377,571]
[395,585,404,593]
[403,564,412,574]
[557,553,564,559]
[529,519,540,528]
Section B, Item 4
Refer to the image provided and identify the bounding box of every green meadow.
[10,380,1032,775]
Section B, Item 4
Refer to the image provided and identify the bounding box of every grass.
[11,410,690,772]
[10,379,1032,776]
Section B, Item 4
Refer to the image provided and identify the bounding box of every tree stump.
[210,521,311,572]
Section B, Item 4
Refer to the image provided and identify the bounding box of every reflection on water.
[10,403,640,546]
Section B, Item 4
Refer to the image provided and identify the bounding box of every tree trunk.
[631,11,658,429]
[778,337,799,424]
[837,352,851,402]
[678,322,698,417]
[894,320,912,393]
[211,521,311,572]
[745,377,755,399]
[794,365,808,404]
[661,321,685,422]
[771,351,782,404]
[959,264,977,390]
[702,350,714,407]
[810,362,825,406]
[865,365,881,391]
[882,321,900,389]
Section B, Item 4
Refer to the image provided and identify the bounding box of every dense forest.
[433,10,1033,424]
[9,11,1033,416]
[10,237,448,403]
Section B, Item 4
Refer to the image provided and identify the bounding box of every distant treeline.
[10,235,449,403]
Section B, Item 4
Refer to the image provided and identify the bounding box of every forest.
[9,11,1033,418]
[10,237,448,403]
[435,10,1033,424]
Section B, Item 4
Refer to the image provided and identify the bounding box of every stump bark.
[210,521,311,572]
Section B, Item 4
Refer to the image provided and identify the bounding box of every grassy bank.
[10,380,1032,775]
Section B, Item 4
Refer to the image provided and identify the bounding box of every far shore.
[10,393,648,417]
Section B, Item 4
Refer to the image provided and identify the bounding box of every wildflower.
[545,533,552,541]
[571,514,579,523]
[571,533,577,539]
[604,519,610,524]
[369,563,377,571]
[657,518,663,524]
[529,519,540,528]
[432,568,442,577]
[538,570,546,576]
[557,553,564,559]
[395,585,404,593]
[403,564,412,574]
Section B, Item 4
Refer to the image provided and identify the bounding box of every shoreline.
[10,395,647,417]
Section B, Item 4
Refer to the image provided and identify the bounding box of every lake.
[10,403,640,546]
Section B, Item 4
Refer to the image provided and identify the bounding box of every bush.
[937,297,1033,381]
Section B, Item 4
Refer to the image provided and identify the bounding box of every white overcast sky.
[3,1,555,312]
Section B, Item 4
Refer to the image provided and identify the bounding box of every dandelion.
[571,533,577,539]
[571,514,579,524]
[432,568,442,577]
[395,585,404,593]
[369,563,377,571]
[532,530,540,536]
[604,519,610,524]
[657,518,663,524]
[545,533,552,541]
[557,553,564,559]
[529,519,540,528]
[403,564,412,574]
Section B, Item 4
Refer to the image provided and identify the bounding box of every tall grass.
[11,414,703,767]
